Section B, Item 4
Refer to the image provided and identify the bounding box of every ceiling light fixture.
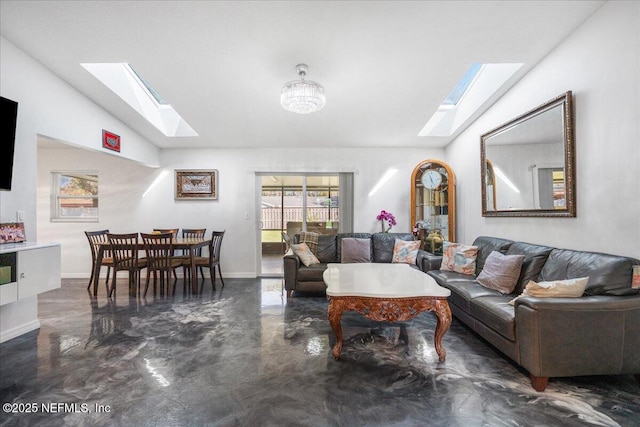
[281,64,326,114]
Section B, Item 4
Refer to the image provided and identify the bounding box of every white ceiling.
[0,1,604,149]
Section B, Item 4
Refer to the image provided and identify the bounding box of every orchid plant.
[376,210,396,233]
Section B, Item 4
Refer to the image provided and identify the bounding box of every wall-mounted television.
[0,96,18,191]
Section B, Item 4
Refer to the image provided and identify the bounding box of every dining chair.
[192,230,225,292]
[153,228,179,237]
[179,228,207,282]
[153,228,180,281]
[106,233,147,297]
[141,232,182,297]
[85,229,114,295]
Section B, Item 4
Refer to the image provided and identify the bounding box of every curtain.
[338,172,354,233]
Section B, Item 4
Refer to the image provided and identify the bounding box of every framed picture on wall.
[175,169,218,200]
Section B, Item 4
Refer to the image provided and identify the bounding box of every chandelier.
[281,64,326,114]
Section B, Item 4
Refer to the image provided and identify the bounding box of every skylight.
[442,63,483,106]
[128,64,168,105]
[419,63,522,137]
[81,63,198,137]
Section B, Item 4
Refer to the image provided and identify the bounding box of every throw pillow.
[291,243,320,267]
[392,239,420,264]
[440,242,478,275]
[299,231,320,255]
[476,251,525,294]
[341,238,371,263]
[509,277,589,305]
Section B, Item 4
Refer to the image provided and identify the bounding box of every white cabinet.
[0,243,61,305]
[0,282,18,306]
[17,245,61,299]
[0,242,62,343]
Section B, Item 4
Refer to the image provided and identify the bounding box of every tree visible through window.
[51,171,99,221]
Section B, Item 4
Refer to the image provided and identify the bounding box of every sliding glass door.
[259,174,347,276]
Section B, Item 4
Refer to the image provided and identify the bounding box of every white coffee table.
[323,263,452,361]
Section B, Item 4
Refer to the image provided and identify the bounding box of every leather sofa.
[283,232,426,299]
[423,236,640,391]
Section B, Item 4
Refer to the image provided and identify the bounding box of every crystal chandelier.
[281,64,326,114]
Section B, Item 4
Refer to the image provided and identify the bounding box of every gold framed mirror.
[481,91,576,217]
[411,160,455,254]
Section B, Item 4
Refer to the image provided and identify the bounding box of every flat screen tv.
[0,96,18,191]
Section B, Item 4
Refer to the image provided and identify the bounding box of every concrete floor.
[1,278,639,426]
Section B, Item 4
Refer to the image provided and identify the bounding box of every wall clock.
[421,170,442,189]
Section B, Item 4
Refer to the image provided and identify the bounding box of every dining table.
[92,236,211,297]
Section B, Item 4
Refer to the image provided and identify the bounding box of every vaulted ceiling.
[0,1,604,149]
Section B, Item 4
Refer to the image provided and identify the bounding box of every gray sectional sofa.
[283,232,424,299]
[423,236,640,391]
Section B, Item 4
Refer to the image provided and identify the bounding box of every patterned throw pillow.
[299,231,320,255]
[441,242,478,275]
[476,251,525,294]
[291,243,320,267]
[392,239,420,264]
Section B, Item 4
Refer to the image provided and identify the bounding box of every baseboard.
[0,320,40,343]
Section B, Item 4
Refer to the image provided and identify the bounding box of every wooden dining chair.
[85,229,114,295]
[179,228,207,282]
[106,233,147,297]
[192,230,225,292]
[153,228,180,280]
[141,232,182,297]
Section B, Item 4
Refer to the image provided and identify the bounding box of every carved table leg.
[328,298,345,360]
[432,300,452,362]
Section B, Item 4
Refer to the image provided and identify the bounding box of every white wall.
[38,145,444,278]
[0,37,160,238]
[17,0,640,282]
[446,1,640,259]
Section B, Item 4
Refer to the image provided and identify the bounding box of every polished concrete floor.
[1,278,639,427]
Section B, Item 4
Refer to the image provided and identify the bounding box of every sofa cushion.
[505,242,553,295]
[299,231,320,255]
[441,242,478,275]
[476,251,525,294]
[427,269,475,286]
[469,295,516,341]
[291,243,320,267]
[392,239,420,264]
[341,238,371,263]
[471,236,514,275]
[438,279,501,314]
[297,263,329,282]
[372,233,414,263]
[315,235,338,263]
[540,249,639,296]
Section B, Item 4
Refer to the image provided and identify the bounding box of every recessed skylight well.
[127,64,169,106]
[81,63,197,137]
[419,63,522,137]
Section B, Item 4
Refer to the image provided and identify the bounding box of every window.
[51,171,99,222]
